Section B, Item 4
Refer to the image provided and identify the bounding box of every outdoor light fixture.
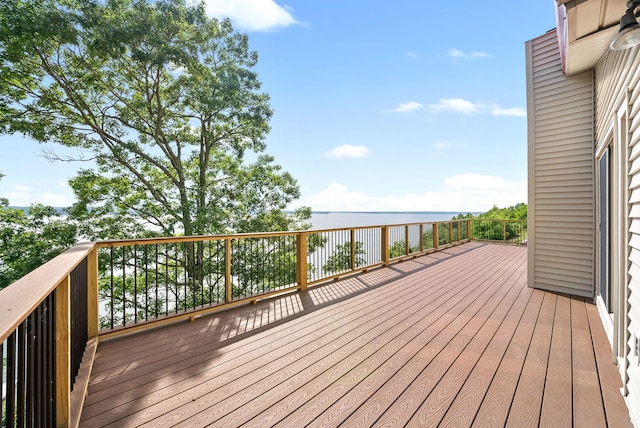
[611,0,640,50]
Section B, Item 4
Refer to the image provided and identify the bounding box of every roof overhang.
[555,0,628,75]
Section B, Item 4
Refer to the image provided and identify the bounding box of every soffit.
[556,0,628,75]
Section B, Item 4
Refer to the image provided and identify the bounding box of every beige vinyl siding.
[526,31,595,298]
[595,45,640,424]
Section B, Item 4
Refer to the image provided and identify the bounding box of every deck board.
[406,268,529,427]
[571,295,607,428]
[79,242,633,427]
[302,247,523,428]
[358,254,525,428]
[585,301,635,428]
[432,269,532,427]
[469,288,544,427]
[505,291,556,428]
[539,293,573,427]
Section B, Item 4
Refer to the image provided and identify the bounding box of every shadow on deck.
[79,242,633,427]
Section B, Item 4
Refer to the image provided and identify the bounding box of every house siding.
[526,30,595,298]
[596,45,640,425]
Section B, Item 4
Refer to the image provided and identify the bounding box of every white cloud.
[428,98,479,114]
[385,101,424,113]
[301,183,371,211]
[444,173,508,190]
[292,175,527,212]
[6,185,33,206]
[324,144,370,159]
[39,193,73,207]
[168,62,186,76]
[204,0,299,31]
[449,49,492,59]
[4,183,74,207]
[432,142,451,150]
[12,184,32,193]
[406,51,418,59]
[490,105,527,117]
[428,98,526,117]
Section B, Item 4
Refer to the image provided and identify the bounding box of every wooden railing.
[471,219,528,244]
[0,218,524,427]
[0,243,97,428]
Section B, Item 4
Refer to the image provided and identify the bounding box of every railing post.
[225,238,232,302]
[381,226,389,265]
[419,224,424,251]
[434,223,439,251]
[503,220,507,243]
[297,232,308,291]
[350,229,356,271]
[87,247,99,338]
[468,219,472,240]
[405,226,410,255]
[449,221,453,243]
[56,276,70,428]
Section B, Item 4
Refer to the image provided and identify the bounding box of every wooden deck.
[79,242,633,427]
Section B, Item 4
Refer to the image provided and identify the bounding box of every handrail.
[0,217,525,427]
[0,242,95,343]
[92,219,475,336]
[0,241,97,428]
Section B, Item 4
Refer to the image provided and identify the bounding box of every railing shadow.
[189,241,487,349]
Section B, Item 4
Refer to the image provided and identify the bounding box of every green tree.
[477,203,527,220]
[472,203,527,241]
[389,240,408,258]
[0,198,77,289]
[0,0,310,239]
[323,241,367,274]
[452,213,475,220]
[389,240,421,258]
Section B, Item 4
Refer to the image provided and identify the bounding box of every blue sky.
[0,0,556,212]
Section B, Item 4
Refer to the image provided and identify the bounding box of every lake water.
[309,211,477,230]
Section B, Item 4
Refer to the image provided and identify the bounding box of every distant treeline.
[452,203,527,221]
